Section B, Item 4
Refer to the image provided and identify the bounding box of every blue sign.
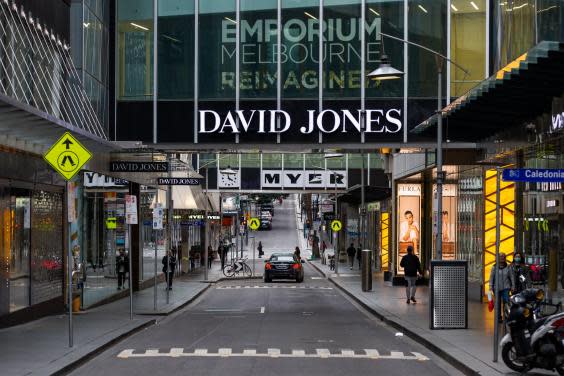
[502,169,564,183]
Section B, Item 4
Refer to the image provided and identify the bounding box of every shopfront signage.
[84,172,128,188]
[502,168,564,183]
[44,132,92,180]
[157,177,201,185]
[546,200,559,208]
[551,111,564,133]
[262,170,347,189]
[199,109,402,136]
[110,161,169,173]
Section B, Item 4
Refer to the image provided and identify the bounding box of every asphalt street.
[70,198,461,376]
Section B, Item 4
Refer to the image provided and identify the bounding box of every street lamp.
[368,31,469,260]
[198,158,238,281]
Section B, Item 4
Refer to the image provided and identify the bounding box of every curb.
[307,260,493,376]
[327,277,492,376]
[52,319,156,376]
[136,284,212,316]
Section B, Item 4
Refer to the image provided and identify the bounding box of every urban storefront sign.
[84,172,128,187]
[502,168,564,183]
[110,161,169,173]
[261,170,347,189]
[199,109,402,135]
[157,177,201,186]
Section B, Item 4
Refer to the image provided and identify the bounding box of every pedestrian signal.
[248,217,261,230]
[331,219,342,232]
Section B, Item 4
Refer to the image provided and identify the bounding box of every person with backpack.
[400,246,423,304]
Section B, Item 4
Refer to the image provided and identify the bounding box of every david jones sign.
[199,109,402,134]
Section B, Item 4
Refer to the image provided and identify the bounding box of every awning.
[412,41,564,141]
[337,185,391,205]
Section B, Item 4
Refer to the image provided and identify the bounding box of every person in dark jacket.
[116,249,129,290]
[162,250,177,290]
[294,246,301,260]
[509,251,530,294]
[347,243,356,270]
[258,241,264,258]
[400,246,422,304]
[207,245,213,269]
[219,244,227,270]
[356,246,362,269]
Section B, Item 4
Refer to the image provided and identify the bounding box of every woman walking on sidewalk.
[400,246,423,304]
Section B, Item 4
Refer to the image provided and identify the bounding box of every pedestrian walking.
[400,245,422,304]
[346,243,356,269]
[294,246,301,260]
[509,251,530,294]
[116,248,129,290]
[162,250,177,290]
[219,244,227,269]
[258,241,264,258]
[356,246,362,269]
[207,245,213,269]
[489,252,512,322]
[321,241,327,264]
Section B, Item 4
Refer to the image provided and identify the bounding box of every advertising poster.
[397,184,421,274]
[433,184,458,260]
[125,195,138,225]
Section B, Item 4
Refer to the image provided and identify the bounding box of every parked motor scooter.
[500,288,564,374]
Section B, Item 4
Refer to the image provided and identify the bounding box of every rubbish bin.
[361,249,372,292]
[430,260,467,329]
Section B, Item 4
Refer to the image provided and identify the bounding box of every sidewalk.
[308,258,564,375]
[0,276,210,376]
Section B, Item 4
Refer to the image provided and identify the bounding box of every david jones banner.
[199,108,402,135]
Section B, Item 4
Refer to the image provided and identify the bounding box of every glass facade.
[116,0,472,144]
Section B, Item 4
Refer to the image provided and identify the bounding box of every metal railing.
[0,0,107,139]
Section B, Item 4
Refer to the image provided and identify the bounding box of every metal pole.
[154,190,158,312]
[252,237,256,277]
[436,59,444,260]
[361,153,366,249]
[128,224,133,320]
[166,156,172,304]
[152,0,158,143]
[67,182,73,347]
[204,168,209,281]
[334,177,339,274]
[493,167,501,362]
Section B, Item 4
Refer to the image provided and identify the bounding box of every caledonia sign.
[199,109,402,135]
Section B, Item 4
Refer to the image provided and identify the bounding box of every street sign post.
[44,132,92,181]
[125,195,137,320]
[248,217,261,231]
[331,219,342,232]
[502,168,564,182]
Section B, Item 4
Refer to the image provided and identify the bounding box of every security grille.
[430,260,468,329]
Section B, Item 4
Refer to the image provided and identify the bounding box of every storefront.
[0,149,65,327]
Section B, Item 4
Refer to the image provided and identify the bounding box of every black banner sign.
[157,177,201,186]
[110,161,169,172]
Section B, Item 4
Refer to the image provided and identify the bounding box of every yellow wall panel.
[483,169,515,298]
[381,212,389,271]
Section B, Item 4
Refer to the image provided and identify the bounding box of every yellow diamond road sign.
[44,132,92,180]
[331,219,342,232]
[248,217,261,230]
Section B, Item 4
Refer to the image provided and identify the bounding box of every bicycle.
[222,257,252,278]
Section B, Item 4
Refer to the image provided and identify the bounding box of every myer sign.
[262,170,347,189]
[199,109,402,135]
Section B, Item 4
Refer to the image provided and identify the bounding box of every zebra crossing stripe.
[116,348,431,361]
[216,286,333,290]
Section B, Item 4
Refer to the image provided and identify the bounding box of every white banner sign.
[125,195,138,225]
[153,204,164,230]
[262,170,347,189]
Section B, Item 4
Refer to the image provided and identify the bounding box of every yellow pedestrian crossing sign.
[44,132,92,180]
[331,219,342,232]
[248,217,261,230]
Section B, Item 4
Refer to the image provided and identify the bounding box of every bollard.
[361,249,372,291]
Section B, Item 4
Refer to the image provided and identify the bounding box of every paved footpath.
[0,278,209,376]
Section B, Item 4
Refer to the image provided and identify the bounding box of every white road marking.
[204,309,243,312]
[117,348,430,361]
[260,306,265,313]
[216,285,332,290]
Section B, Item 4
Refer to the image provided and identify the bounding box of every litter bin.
[430,260,467,329]
[361,249,372,292]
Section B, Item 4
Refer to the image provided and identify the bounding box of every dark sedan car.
[259,218,272,230]
[264,253,304,283]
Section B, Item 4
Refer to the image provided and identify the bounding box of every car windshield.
[270,255,295,262]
